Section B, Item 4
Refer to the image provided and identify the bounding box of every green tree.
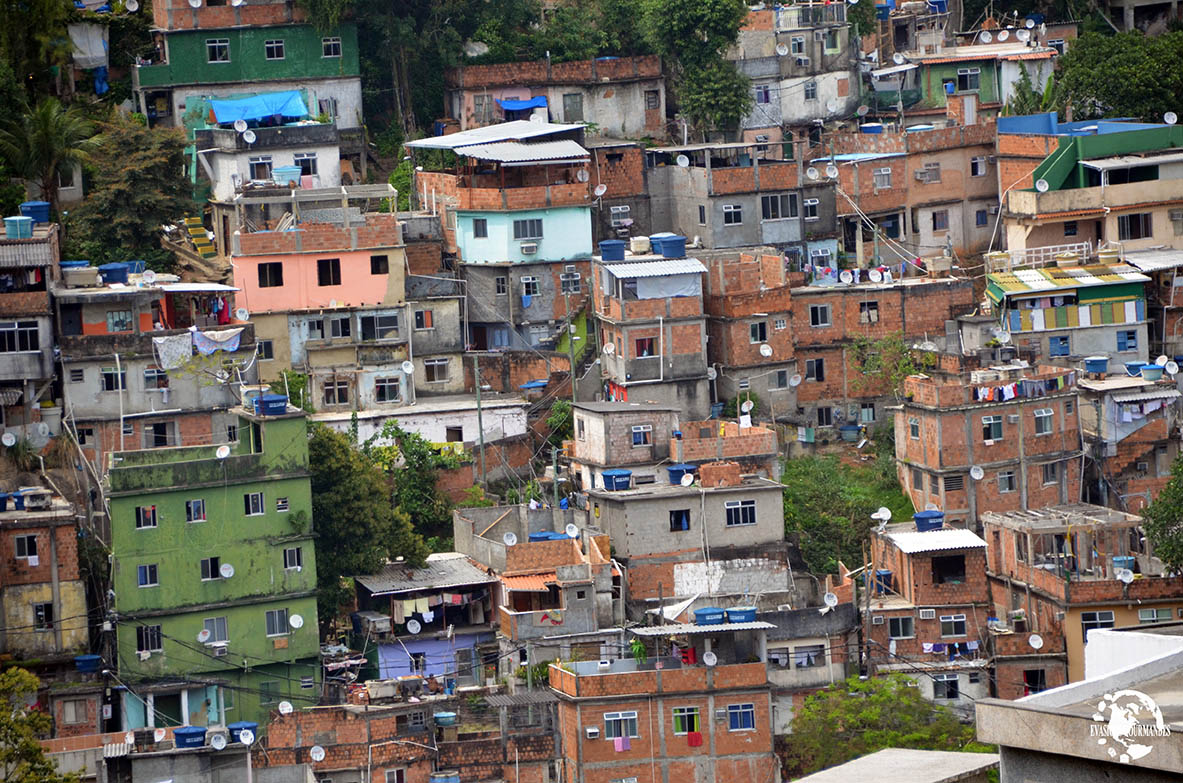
[63,115,189,269]
[545,399,573,449]
[848,332,936,402]
[0,98,102,216]
[0,0,70,98]
[1142,454,1183,573]
[309,425,428,624]
[1003,64,1066,117]
[0,668,80,783]
[780,674,987,777]
[1058,31,1183,121]
[365,422,456,542]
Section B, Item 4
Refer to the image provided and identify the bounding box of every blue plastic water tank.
[726,606,756,623]
[875,569,894,595]
[599,240,626,261]
[19,201,50,224]
[859,123,884,134]
[694,607,725,625]
[666,464,697,485]
[98,262,129,284]
[1083,356,1108,374]
[174,726,207,748]
[228,721,258,743]
[602,469,632,490]
[255,393,288,415]
[528,532,551,542]
[1124,360,1144,376]
[74,654,102,673]
[59,260,90,269]
[944,82,956,95]
[1112,555,1136,571]
[126,260,147,274]
[660,235,687,259]
[434,711,458,726]
[4,216,32,239]
[913,510,944,532]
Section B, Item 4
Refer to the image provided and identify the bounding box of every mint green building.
[107,404,319,730]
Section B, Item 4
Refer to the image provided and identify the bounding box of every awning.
[455,139,589,165]
[645,592,700,622]
[0,389,23,406]
[1112,389,1182,404]
[161,283,240,293]
[209,90,308,125]
[406,120,585,150]
[502,572,555,592]
[601,258,707,278]
[497,96,548,111]
[1122,249,1183,273]
[871,63,918,78]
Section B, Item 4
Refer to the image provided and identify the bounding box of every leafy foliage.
[1142,454,1183,574]
[1003,65,1066,117]
[545,399,573,449]
[270,371,316,413]
[779,674,985,778]
[1058,32,1183,121]
[673,58,753,132]
[364,422,456,542]
[0,97,102,215]
[0,0,71,99]
[848,332,936,402]
[0,668,80,782]
[722,390,760,419]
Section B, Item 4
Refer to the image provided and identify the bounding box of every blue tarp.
[518,380,549,390]
[496,96,547,111]
[209,90,308,124]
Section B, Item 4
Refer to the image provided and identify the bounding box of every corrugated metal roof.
[1081,151,1183,171]
[871,63,918,77]
[1123,249,1183,273]
[453,139,589,163]
[405,120,585,150]
[355,552,495,596]
[629,621,777,636]
[601,258,707,278]
[1030,208,1107,219]
[485,691,558,707]
[987,264,1150,294]
[1112,389,1182,403]
[887,528,987,554]
[501,572,555,592]
[0,241,55,268]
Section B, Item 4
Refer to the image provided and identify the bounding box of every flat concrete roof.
[982,503,1142,532]
[791,748,999,782]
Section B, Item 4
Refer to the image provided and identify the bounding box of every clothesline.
[973,372,1074,402]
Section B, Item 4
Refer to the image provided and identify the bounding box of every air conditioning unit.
[796,56,810,66]
[814,30,826,40]
[585,726,600,740]
[212,644,229,657]
[987,155,997,164]
[1007,414,1020,424]
[714,709,727,721]
[520,242,539,254]
[872,615,885,625]
[914,170,930,182]
[919,609,936,620]
[755,134,769,143]
[988,205,1000,215]
[597,660,612,671]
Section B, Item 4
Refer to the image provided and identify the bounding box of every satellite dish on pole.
[124,0,139,10]
[1167,112,1179,126]
[996,331,1012,344]
[680,472,695,487]
[856,105,870,117]
[1028,634,1044,650]
[154,728,167,743]
[805,167,820,180]
[234,119,248,133]
[576,169,589,182]
[979,30,993,43]
[239,729,255,745]
[877,507,892,521]
[142,269,157,285]
[893,53,906,65]
[675,154,690,168]
[565,523,580,538]
[702,651,718,667]
[1167,361,1180,376]
[706,366,717,380]
[839,269,854,284]
[759,344,773,358]
[1035,179,1050,193]
[406,619,422,634]
[1116,568,1135,584]
[775,43,790,56]
[401,360,415,374]
[603,342,615,355]
[825,164,840,179]
[197,628,212,643]
[230,0,244,6]
[187,0,201,7]
[310,746,326,762]
[235,307,250,321]
[789,374,803,387]
[1,433,15,447]
[594,184,608,196]
[278,700,294,715]
[741,400,754,413]
[289,613,304,629]
[925,502,940,511]
[824,592,839,607]
[1156,355,1169,367]
[997,29,1010,40]
[1025,17,1036,27]
[869,269,883,282]
[243,130,257,144]
[970,465,985,480]
[503,531,518,546]
[216,444,231,459]
[210,733,228,750]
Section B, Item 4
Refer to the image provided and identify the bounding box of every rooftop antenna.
[503,531,518,546]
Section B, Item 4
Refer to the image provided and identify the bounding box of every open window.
[931,554,966,584]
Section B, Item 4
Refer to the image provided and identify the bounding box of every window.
[669,509,691,531]
[860,403,876,423]
[723,204,743,225]
[386,771,407,783]
[1023,669,1047,694]
[999,471,1016,493]
[414,310,434,330]
[266,608,290,637]
[255,261,285,289]
[671,706,699,734]
[206,38,230,63]
[1048,38,1065,54]
[249,156,272,180]
[794,644,825,668]
[698,205,707,225]
[932,210,949,232]
[143,366,169,391]
[136,625,163,653]
[561,268,581,294]
[982,415,1002,442]
[201,557,221,581]
[203,616,229,643]
[803,198,819,220]
[762,193,799,224]
[725,499,757,527]
[956,67,980,91]
[61,699,87,724]
[817,406,834,426]
[944,475,964,492]
[563,93,584,123]
[1118,212,1152,241]
[774,318,786,330]
[359,313,399,341]
[323,376,349,405]
[424,358,449,382]
[971,156,987,177]
[805,357,825,382]
[804,81,817,101]
[101,367,126,392]
[609,205,631,228]
[858,301,879,324]
[135,506,157,529]
[317,258,341,286]
[244,492,264,516]
[939,613,967,637]
[912,468,923,490]
[1117,330,1138,351]
[976,209,988,227]
[750,321,767,342]
[264,39,285,60]
[604,711,639,739]
[634,337,655,357]
[1139,607,1171,624]
[1042,462,1058,485]
[69,368,84,383]
[933,673,960,700]
[1066,400,1074,415]
[888,616,914,639]
[521,276,540,296]
[932,554,966,584]
[322,36,342,57]
[923,162,941,182]
[754,84,771,104]
[1049,335,1070,357]
[0,321,38,352]
[791,35,805,54]
[1081,610,1115,642]
[513,219,543,240]
[284,547,303,570]
[137,564,159,587]
[471,218,489,239]
[909,417,920,439]
[809,304,831,327]
[873,168,892,189]
[1034,408,1054,435]
[631,424,652,446]
[277,497,289,512]
[727,703,755,731]
[106,310,133,333]
[186,499,206,522]
[495,276,507,295]
[1064,220,1078,236]
[375,376,400,403]
[645,90,660,110]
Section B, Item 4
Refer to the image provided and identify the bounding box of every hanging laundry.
[966,640,980,651]
[390,601,404,624]
[614,736,630,752]
[922,643,934,653]
[421,610,435,624]
[427,595,443,607]
[452,594,463,605]
[153,333,193,370]
[687,731,704,747]
[931,643,946,653]
[192,327,244,354]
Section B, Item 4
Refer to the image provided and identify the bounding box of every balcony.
[59,323,255,362]
[194,123,339,152]
[777,3,847,29]
[1007,178,1183,219]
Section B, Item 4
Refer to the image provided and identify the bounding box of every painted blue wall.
[376,631,494,681]
[455,206,593,264]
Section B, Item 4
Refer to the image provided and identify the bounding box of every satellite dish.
[925,502,940,511]
[1167,112,1179,126]
[210,733,228,750]
[997,29,1009,40]
[565,522,580,538]
[789,374,803,387]
[406,619,422,634]
[235,307,250,320]
[233,119,248,133]
[328,299,337,309]
[979,30,993,43]
[124,0,139,9]
[868,269,883,282]
[702,651,718,667]
[503,531,518,546]
[1035,179,1050,193]
[823,592,839,607]
[220,563,235,578]
[839,269,854,284]
[1157,355,1169,366]
[847,0,858,5]
[1116,568,1135,584]
[310,746,326,762]
[1028,634,1044,650]
[775,43,790,56]
[187,0,200,6]
[826,100,840,115]
[125,732,135,745]
[401,360,415,374]
[1016,29,1030,41]
[289,613,304,629]
[1,433,15,447]
[1025,17,1036,27]
[741,400,754,413]
[759,343,773,358]
[242,130,257,144]
[1167,361,1179,375]
[970,465,985,481]
[675,154,690,168]
[142,269,157,285]
[603,342,615,355]
[230,0,244,5]
[877,507,892,521]
[706,366,717,380]
[36,422,49,436]
[594,184,608,196]
[856,105,870,117]
[996,331,1012,344]
[239,729,255,745]
[197,628,212,643]
[576,169,589,182]
[154,728,167,743]
[680,472,695,487]
[216,444,231,459]
[805,167,820,180]
[278,700,294,715]
[893,53,906,65]
[825,164,840,179]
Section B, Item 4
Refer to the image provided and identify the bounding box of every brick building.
[570,401,680,490]
[895,362,1083,527]
[588,141,651,244]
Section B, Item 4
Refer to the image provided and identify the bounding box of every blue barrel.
[1125,360,1144,377]
[4,216,33,239]
[0,492,9,512]
[649,232,675,255]
[433,711,458,726]
[19,201,50,224]
[1084,356,1108,374]
[860,123,883,134]
[98,262,129,284]
[60,260,90,269]
[710,402,724,419]
[11,490,24,511]
[74,654,102,673]
[839,424,860,442]
[694,607,725,625]
[256,394,288,415]
[602,469,632,490]
[876,3,891,19]
[875,569,894,595]
[228,721,258,742]
[599,240,626,261]
[660,235,686,259]
[174,726,207,748]
[914,510,944,532]
[1113,555,1136,571]
[726,606,756,623]
[528,532,551,542]
[1141,364,1164,381]
[430,773,461,783]
[667,464,697,485]
[944,82,955,95]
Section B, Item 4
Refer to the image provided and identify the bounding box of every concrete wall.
[207,143,340,202]
[454,206,593,265]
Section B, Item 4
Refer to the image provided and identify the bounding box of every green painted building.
[107,404,319,730]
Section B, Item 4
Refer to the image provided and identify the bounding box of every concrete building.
[791,748,998,783]
[894,361,1083,527]
[1121,247,1183,358]
[106,403,319,729]
[762,603,859,733]
[443,55,666,139]
[905,41,1056,115]
[570,401,680,490]
[588,142,652,244]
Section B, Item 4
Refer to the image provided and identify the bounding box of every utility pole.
[551,447,559,507]
[473,355,486,486]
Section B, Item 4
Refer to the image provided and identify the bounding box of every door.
[59,304,82,336]
[148,422,171,448]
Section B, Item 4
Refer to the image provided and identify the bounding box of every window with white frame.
[809,303,830,326]
[671,706,699,734]
[1139,607,1172,624]
[204,616,229,643]
[860,402,875,423]
[513,219,543,240]
[982,415,1002,441]
[956,67,980,91]
[723,204,743,225]
[909,417,919,438]
[750,321,767,342]
[206,38,230,63]
[727,703,755,731]
[873,168,892,189]
[1043,462,1058,485]
[284,547,303,570]
[0,321,39,352]
[135,506,157,529]
[249,156,272,180]
[609,205,631,227]
[933,673,960,699]
[375,376,400,403]
[754,84,771,104]
[424,358,449,382]
[803,198,819,220]
[200,556,222,580]
[322,36,342,57]
[604,711,639,739]
[791,36,805,54]
[14,534,36,560]
[266,608,289,636]
[1081,610,1115,642]
[137,563,158,587]
[774,318,786,330]
[264,39,285,60]
[1034,408,1054,435]
[939,614,967,636]
[999,470,1016,492]
[804,81,817,100]
[889,616,914,639]
[186,499,205,522]
[294,152,317,176]
[971,156,987,176]
[631,424,652,446]
[521,276,540,296]
[244,492,264,516]
[136,624,162,652]
[725,499,757,526]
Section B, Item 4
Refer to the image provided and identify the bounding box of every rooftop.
[599,257,707,279]
[310,394,528,423]
[0,222,58,268]
[884,527,988,554]
[904,41,1055,62]
[1077,375,1163,392]
[443,139,589,164]
[355,552,496,596]
[573,401,681,414]
[986,265,1150,297]
[586,475,783,500]
[405,120,585,150]
[629,621,777,637]
[982,503,1142,532]
[1122,248,1183,273]
[791,748,999,783]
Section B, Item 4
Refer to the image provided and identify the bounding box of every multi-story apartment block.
[107,402,319,729]
[763,603,858,733]
[443,55,665,138]
[895,361,1083,526]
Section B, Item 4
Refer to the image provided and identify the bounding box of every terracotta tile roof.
[1030,208,1107,219]
[1002,51,1056,60]
[502,572,556,592]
